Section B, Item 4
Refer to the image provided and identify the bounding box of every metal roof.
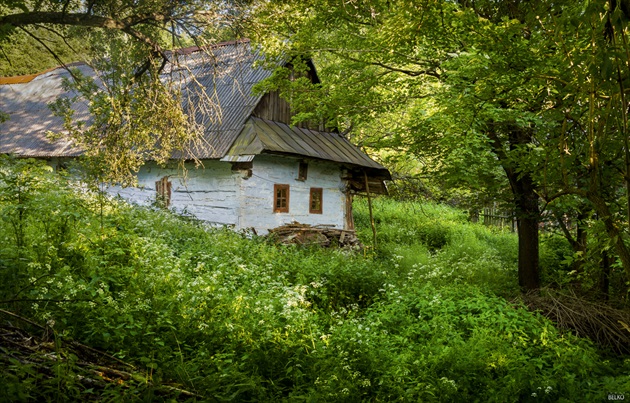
[225,117,391,178]
[0,62,91,157]
[0,40,389,176]
[0,40,266,159]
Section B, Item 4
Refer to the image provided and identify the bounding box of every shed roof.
[224,117,390,179]
[0,40,389,176]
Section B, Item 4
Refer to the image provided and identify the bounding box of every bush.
[354,197,519,295]
[1,162,628,401]
[539,233,574,286]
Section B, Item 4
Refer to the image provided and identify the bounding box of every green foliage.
[539,234,575,287]
[354,197,520,295]
[0,163,628,401]
[1,1,248,185]
[0,26,88,76]
[250,0,630,289]
[326,283,624,402]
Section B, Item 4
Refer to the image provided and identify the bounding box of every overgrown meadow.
[1,158,629,402]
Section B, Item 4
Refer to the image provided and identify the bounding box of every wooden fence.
[471,206,517,232]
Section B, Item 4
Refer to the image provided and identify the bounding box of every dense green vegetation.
[1,0,241,184]
[6,1,630,295]
[0,27,86,76]
[3,2,630,400]
[250,0,630,292]
[1,158,628,401]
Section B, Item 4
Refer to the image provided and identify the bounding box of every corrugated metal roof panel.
[0,41,271,159]
[1,41,391,181]
[226,117,389,175]
[0,64,92,157]
[220,155,255,162]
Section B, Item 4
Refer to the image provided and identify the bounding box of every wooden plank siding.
[252,91,293,125]
[252,90,325,131]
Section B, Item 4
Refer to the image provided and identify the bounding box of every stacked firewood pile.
[268,223,362,249]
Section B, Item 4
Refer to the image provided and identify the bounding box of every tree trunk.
[488,124,541,292]
[587,192,630,281]
[600,250,610,301]
[556,209,588,281]
[567,211,588,291]
[574,211,588,275]
[511,173,541,291]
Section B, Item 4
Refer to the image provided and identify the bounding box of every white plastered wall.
[238,154,346,234]
[53,155,349,234]
[107,160,241,227]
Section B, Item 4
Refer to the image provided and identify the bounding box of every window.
[297,162,308,181]
[231,162,253,179]
[274,184,290,213]
[310,187,323,214]
[156,176,172,207]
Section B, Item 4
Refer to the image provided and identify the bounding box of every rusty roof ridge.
[167,38,252,57]
[0,61,87,85]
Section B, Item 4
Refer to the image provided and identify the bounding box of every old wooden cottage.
[0,40,390,234]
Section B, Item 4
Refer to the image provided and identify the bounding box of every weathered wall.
[252,91,292,125]
[52,156,349,233]
[239,155,346,233]
[108,160,241,227]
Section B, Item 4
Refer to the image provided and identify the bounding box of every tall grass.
[1,159,628,401]
[354,197,520,296]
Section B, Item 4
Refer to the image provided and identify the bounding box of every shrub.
[539,233,574,287]
[1,163,628,401]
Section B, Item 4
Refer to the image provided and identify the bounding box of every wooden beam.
[364,170,377,250]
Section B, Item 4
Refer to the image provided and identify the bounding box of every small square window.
[274,184,290,213]
[310,187,323,214]
[156,176,172,207]
[297,162,308,181]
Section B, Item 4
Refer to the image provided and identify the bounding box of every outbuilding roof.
[225,117,388,173]
[0,40,389,176]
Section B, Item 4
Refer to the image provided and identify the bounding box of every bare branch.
[334,51,441,79]
[1,11,170,61]
[17,26,81,83]
[33,23,79,55]
[0,45,11,66]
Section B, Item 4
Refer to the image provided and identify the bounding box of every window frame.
[309,187,323,214]
[274,184,290,213]
[297,161,308,181]
[156,176,172,207]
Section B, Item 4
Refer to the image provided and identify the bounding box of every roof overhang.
[225,117,391,183]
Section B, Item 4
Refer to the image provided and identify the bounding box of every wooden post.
[345,191,355,230]
[364,170,377,250]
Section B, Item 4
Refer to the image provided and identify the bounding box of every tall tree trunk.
[586,192,630,281]
[600,250,610,302]
[509,172,541,291]
[555,209,588,282]
[574,211,588,277]
[488,124,541,292]
[569,211,588,291]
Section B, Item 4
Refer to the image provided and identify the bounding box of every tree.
[531,0,630,293]
[0,1,211,60]
[249,0,544,290]
[0,0,248,184]
[250,0,630,293]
